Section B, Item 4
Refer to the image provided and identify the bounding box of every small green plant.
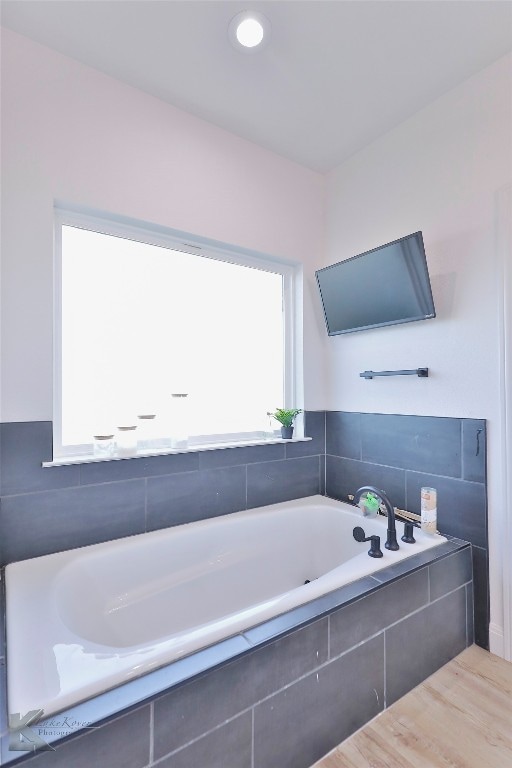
[267,408,302,428]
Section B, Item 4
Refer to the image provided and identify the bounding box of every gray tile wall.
[0,591,5,768]
[325,411,489,648]
[0,413,325,566]
[9,548,472,768]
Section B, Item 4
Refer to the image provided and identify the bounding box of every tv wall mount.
[359,368,429,380]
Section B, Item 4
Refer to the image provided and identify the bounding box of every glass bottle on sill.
[116,425,137,457]
[93,434,115,458]
[170,393,189,449]
[137,414,157,452]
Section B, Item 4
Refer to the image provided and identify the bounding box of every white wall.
[0,27,326,423]
[324,53,512,655]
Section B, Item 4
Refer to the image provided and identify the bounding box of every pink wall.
[0,27,326,421]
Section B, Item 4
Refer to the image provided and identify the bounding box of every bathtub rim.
[0,533,470,764]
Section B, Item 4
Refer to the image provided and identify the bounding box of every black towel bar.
[360,368,429,380]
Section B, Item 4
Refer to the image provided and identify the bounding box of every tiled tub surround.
[0,541,472,767]
[0,411,484,766]
[325,412,488,648]
[0,413,325,566]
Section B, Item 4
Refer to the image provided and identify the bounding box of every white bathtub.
[6,495,446,718]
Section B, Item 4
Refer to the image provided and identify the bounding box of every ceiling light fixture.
[228,11,271,52]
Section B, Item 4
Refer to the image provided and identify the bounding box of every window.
[54,208,299,459]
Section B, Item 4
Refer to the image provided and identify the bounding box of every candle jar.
[137,414,157,452]
[170,393,189,449]
[93,434,115,459]
[116,425,137,457]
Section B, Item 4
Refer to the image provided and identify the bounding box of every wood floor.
[312,645,512,768]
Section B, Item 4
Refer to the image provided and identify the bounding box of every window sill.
[42,436,313,467]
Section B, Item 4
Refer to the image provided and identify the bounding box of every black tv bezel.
[315,231,436,336]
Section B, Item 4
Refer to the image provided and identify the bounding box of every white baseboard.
[496,184,512,665]
[489,622,506,660]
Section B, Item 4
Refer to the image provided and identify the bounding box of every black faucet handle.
[401,521,416,544]
[353,526,367,542]
[368,535,383,558]
[353,526,383,558]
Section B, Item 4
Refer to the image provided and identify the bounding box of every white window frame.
[53,204,302,460]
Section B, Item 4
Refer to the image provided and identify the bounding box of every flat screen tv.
[316,231,435,336]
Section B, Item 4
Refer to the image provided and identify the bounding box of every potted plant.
[267,408,302,440]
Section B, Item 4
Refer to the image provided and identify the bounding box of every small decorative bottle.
[93,434,115,458]
[137,414,157,452]
[116,425,137,457]
[358,491,379,518]
[421,487,437,534]
[170,394,189,449]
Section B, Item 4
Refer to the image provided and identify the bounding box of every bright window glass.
[57,216,292,455]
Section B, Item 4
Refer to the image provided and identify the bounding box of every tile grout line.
[149,701,154,765]
[322,453,485,486]
[460,419,465,481]
[383,629,387,709]
[0,476,149,498]
[324,410,327,463]
[251,706,255,768]
[151,710,253,766]
[144,478,148,532]
[465,583,469,648]
[6,448,322,500]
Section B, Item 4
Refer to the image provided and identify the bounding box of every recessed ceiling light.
[237,17,264,47]
[228,11,271,52]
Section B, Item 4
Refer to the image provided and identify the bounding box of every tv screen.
[316,231,435,336]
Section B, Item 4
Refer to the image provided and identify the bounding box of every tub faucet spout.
[353,486,399,551]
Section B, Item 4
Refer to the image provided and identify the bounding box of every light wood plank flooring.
[312,645,512,768]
